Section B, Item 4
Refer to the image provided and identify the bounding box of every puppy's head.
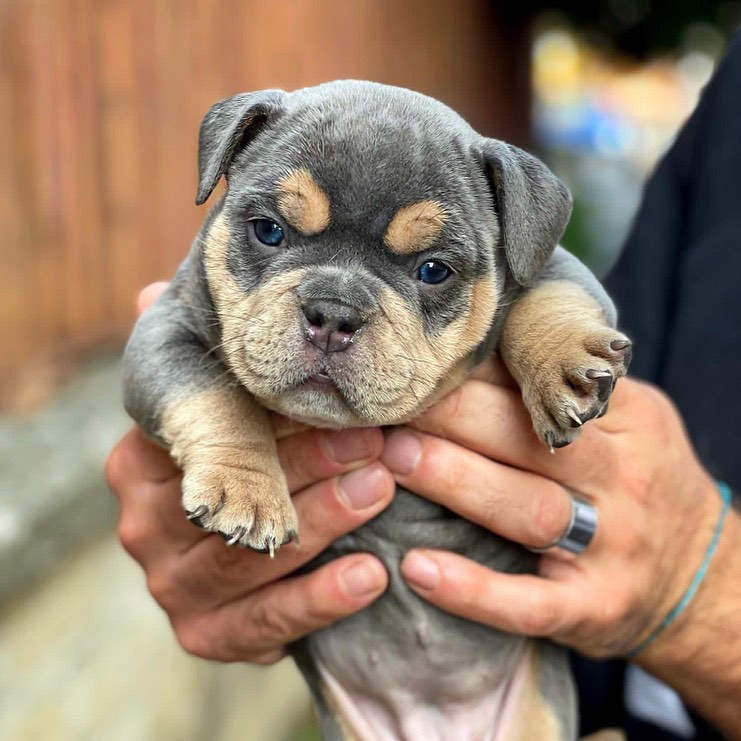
[197,81,571,427]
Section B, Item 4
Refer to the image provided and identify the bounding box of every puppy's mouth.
[305,370,336,387]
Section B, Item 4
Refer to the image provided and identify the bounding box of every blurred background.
[0,1,737,739]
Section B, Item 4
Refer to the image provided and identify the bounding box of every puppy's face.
[198,82,569,426]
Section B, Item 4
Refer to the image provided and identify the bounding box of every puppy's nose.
[302,299,365,353]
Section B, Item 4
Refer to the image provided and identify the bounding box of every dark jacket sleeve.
[605,32,741,493]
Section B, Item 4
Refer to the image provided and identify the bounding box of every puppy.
[123,81,631,741]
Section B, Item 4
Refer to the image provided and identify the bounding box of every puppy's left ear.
[481,139,572,286]
[196,90,286,205]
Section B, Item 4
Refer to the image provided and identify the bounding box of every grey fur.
[123,80,627,741]
[541,246,617,325]
[482,139,573,287]
[196,90,286,205]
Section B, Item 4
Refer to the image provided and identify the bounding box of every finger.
[400,548,583,638]
[107,429,208,562]
[277,427,384,493]
[136,282,169,315]
[469,354,518,388]
[151,462,395,611]
[173,553,388,662]
[270,412,310,440]
[113,425,386,573]
[408,380,618,490]
[106,427,180,490]
[381,428,573,549]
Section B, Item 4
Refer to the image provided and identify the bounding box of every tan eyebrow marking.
[384,200,447,254]
[275,169,331,235]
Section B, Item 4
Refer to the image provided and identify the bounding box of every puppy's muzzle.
[302,299,366,353]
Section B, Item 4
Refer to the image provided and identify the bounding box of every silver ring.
[530,495,597,555]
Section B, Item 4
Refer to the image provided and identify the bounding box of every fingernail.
[338,464,386,510]
[381,429,421,475]
[324,428,378,464]
[341,559,386,597]
[402,551,440,591]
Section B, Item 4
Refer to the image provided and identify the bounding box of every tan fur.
[182,213,301,546]
[276,168,331,235]
[500,279,628,445]
[509,647,564,741]
[204,213,305,387]
[161,387,296,548]
[204,214,499,427]
[383,200,447,254]
[358,275,497,422]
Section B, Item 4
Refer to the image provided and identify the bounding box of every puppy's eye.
[252,219,285,246]
[417,260,451,284]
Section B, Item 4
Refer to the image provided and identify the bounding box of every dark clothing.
[576,31,741,740]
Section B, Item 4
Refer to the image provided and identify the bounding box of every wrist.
[634,493,741,735]
[627,481,733,657]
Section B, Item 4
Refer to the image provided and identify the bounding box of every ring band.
[530,495,598,555]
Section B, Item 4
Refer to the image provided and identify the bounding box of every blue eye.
[417,260,451,284]
[253,219,285,246]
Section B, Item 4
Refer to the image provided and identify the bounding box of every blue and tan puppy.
[123,81,631,741]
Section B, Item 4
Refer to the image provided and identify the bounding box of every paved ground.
[0,356,312,740]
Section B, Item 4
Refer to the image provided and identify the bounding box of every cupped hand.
[381,365,724,658]
[106,283,394,664]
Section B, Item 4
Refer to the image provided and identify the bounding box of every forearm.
[636,500,741,739]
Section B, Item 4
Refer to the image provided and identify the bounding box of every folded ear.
[481,139,572,286]
[196,90,286,205]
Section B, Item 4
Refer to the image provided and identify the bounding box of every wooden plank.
[0,0,525,409]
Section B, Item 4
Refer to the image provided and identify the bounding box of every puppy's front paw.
[182,460,298,555]
[522,327,631,450]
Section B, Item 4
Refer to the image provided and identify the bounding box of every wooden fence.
[0,0,529,410]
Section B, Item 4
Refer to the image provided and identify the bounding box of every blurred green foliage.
[504,0,740,56]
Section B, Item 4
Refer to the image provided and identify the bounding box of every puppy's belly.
[292,490,577,741]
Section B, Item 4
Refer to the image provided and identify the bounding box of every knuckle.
[635,383,675,436]
[205,540,253,576]
[616,513,647,556]
[520,595,560,636]
[117,514,152,557]
[145,567,176,608]
[105,442,130,493]
[173,620,214,659]
[596,585,633,630]
[531,483,572,546]
[250,599,296,646]
[249,649,285,666]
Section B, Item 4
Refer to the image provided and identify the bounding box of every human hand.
[380,367,725,659]
[105,283,394,664]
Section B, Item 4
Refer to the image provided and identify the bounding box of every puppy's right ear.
[196,90,286,205]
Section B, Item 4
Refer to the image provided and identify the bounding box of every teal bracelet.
[627,481,733,658]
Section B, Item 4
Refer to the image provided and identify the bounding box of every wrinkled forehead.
[229,85,489,239]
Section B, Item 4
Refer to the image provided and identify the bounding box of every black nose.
[302,300,365,353]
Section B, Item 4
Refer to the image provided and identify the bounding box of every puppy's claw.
[186,505,209,521]
[566,408,583,427]
[610,338,631,352]
[268,537,276,559]
[226,526,247,546]
[586,369,613,402]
